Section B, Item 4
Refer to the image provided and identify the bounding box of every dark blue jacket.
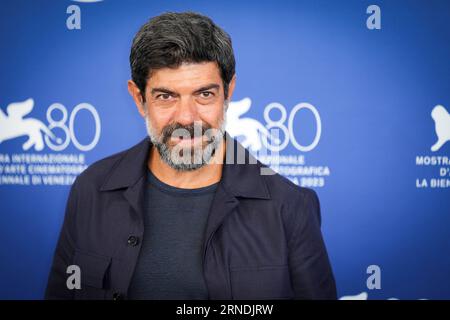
[45,135,336,300]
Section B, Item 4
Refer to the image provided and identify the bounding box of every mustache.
[160,122,215,143]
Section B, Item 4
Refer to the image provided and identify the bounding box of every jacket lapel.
[99,137,151,219]
[202,134,271,253]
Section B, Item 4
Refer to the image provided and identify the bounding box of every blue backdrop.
[0,0,449,299]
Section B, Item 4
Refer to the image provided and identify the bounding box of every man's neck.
[147,140,225,189]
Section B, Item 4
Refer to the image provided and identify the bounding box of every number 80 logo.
[263,102,322,152]
[44,103,101,151]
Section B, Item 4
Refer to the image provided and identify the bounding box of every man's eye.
[200,91,213,98]
[157,93,172,100]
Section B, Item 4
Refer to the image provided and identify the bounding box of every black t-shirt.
[127,169,218,299]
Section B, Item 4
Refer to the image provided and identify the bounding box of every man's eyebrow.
[193,83,220,93]
[150,87,176,96]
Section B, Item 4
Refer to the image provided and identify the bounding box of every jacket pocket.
[72,250,112,300]
[230,265,294,300]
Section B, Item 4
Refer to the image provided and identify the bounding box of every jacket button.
[112,292,123,300]
[127,235,139,247]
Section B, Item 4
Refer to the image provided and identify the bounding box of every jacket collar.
[99,133,271,200]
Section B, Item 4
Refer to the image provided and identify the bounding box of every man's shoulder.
[258,162,321,225]
[73,138,148,191]
[259,162,319,205]
[73,149,127,191]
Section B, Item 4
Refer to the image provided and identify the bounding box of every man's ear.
[226,74,236,101]
[127,80,146,117]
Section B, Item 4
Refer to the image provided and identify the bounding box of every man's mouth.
[169,134,204,147]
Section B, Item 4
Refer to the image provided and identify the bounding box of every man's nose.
[174,98,199,125]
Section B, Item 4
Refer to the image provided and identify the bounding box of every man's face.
[133,61,234,171]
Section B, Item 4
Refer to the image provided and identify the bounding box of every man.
[45,11,336,300]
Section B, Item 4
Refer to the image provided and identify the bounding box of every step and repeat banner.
[0,0,449,299]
